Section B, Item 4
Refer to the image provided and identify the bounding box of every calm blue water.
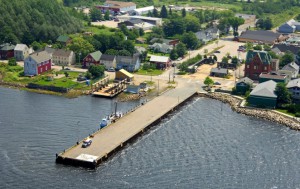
[1,87,300,188]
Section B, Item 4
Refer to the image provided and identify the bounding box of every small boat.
[100,116,111,128]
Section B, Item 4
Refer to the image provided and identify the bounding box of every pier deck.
[56,84,197,168]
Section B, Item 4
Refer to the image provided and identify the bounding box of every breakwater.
[198,92,300,130]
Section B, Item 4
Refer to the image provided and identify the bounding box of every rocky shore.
[198,92,300,130]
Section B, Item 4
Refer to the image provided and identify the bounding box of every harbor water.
[1,87,300,188]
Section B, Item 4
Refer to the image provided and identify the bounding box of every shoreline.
[198,92,300,130]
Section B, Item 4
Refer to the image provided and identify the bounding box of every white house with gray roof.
[286,78,300,100]
[52,49,75,66]
[14,44,29,61]
[281,62,299,78]
[24,51,52,76]
[149,43,173,54]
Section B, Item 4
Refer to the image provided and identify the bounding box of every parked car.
[177,57,183,61]
[214,50,221,53]
[214,81,221,85]
[82,138,92,148]
[107,68,115,72]
[64,67,71,70]
[114,18,119,22]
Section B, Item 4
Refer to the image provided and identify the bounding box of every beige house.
[100,54,116,69]
[52,49,75,66]
[14,44,29,61]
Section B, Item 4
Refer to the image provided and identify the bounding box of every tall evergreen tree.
[160,5,168,18]
[169,8,172,16]
[90,7,102,21]
[181,8,186,17]
[153,8,159,17]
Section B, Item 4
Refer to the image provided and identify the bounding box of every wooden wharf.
[92,77,127,98]
[56,85,197,168]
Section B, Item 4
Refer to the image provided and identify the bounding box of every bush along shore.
[198,92,300,130]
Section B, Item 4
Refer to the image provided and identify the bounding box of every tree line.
[0,0,82,45]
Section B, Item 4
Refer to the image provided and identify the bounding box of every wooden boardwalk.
[56,84,197,168]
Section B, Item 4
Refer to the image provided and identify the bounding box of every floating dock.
[56,85,197,168]
[92,77,127,98]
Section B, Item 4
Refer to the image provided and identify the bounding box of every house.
[281,62,299,78]
[217,62,237,70]
[44,46,56,58]
[238,30,284,45]
[135,37,146,44]
[14,44,29,61]
[82,51,102,68]
[278,22,296,33]
[118,18,143,28]
[259,72,289,84]
[149,55,171,69]
[235,14,256,24]
[95,1,136,14]
[24,51,51,76]
[115,68,134,82]
[278,19,300,33]
[271,44,300,63]
[248,80,277,108]
[135,46,146,54]
[118,16,162,26]
[244,50,279,80]
[116,53,140,72]
[0,43,15,60]
[133,6,154,16]
[149,38,179,47]
[286,78,300,100]
[235,77,254,95]
[210,67,228,77]
[149,43,173,54]
[52,49,75,66]
[195,28,219,44]
[99,54,116,69]
[56,35,72,46]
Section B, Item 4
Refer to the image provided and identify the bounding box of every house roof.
[53,49,73,57]
[250,80,277,98]
[149,43,173,52]
[246,50,272,65]
[14,44,28,51]
[211,67,228,74]
[44,47,56,55]
[128,18,143,25]
[118,69,134,78]
[1,43,15,51]
[89,51,102,61]
[239,30,281,43]
[116,53,140,64]
[150,55,169,63]
[56,35,70,43]
[282,62,299,72]
[134,6,154,13]
[135,46,146,53]
[259,72,287,80]
[272,44,300,55]
[150,38,173,44]
[100,54,115,61]
[237,77,254,84]
[287,78,300,88]
[28,51,51,63]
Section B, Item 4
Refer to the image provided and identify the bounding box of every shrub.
[295,112,300,117]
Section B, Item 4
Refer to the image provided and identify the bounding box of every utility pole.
[157,79,159,96]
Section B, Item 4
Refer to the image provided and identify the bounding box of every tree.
[170,49,178,60]
[176,42,187,58]
[104,10,110,20]
[264,17,273,30]
[213,55,217,62]
[90,7,102,21]
[222,56,229,63]
[67,37,95,59]
[153,9,159,17]
[163,19,185,37]
[280,51,294,67]
[253,45,262,50]
[105,49,118,55]
[185,15,201,32]
[118,49,131,56]
[88,65,105,78]
[169,8,172,16]
[204,76,214,87]
[268,51,278,59]
[231,56,238,65]
[181,32,199,50]
[8,58,17,66]
[85,72,92,79]
[64,71,69,77]
[275,83,291,106]
[160,5,168,18]
[246,42,253,51]
[181,8,186,17]
[256,18,264,29]
[263,44,271,51]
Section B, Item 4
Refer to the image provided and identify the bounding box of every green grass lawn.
[268,7,300,28]
[84,26,115,35]
[135,69,163,76]
[276,109,295,117]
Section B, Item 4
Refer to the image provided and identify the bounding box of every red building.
[149,55,171,70]
[244,50,279,80]
[82,51,102,68]
[0,43,15,60]
[24,51,52,76]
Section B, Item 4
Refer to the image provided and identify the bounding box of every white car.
[82,138,92,148]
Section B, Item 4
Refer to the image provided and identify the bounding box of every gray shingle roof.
[287,78,300,88]
[211,67,228,74]
[272,44,300,55]
[53,49,73,57]
[239,30,281,43]
[100,54,116,61]
[237,77,254,84]
[282,62,299,72]
[29,51,51,63]
[250,80,277,98]
[14,44,28,51]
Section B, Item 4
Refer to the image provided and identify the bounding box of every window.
[254,66,256,70]
[264,66,267,70]
[247,65,249,69]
